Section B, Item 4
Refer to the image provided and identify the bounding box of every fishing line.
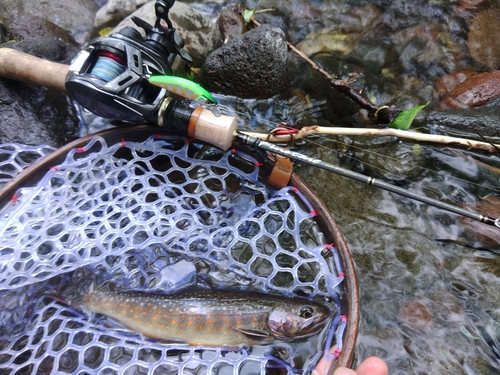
[216,105,500,225]
[303,135,500,197]
[234,132,500,227]
[222,105,500,201]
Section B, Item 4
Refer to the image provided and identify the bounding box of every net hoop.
[0,125,358,374]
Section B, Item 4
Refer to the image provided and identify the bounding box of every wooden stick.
[249,17,400,123]
[0,48,69,92]
[242,125,500,153]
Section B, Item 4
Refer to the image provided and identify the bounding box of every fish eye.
[299,305,315,319]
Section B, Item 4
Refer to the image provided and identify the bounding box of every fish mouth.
[296,316,330,339]
[271,314,331,341]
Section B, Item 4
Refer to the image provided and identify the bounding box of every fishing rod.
[233,132,500,227]
[0,13,498,228]
[1,47,499,227]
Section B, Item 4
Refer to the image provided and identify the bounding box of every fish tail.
[45,292,74,306]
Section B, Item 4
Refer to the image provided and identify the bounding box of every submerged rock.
[426,97,500,137]
[458,196,500,249]
[198,24,288,99]
[435,70,500,109]
[398,299,434,333]
[467,7,500,70]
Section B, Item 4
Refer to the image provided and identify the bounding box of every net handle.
[0,48,69,92]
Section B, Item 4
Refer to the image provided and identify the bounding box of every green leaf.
[459,326,480,340]
[412,144,422,155]
[243,9,255,24]
[388,102,429,130]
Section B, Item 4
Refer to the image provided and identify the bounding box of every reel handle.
[0,48,69,92]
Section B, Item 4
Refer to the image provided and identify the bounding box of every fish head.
[267,300,331,341]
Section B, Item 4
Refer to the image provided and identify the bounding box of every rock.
[467,7,500,70]
[398,299,434,333]
[296,29,357,57]
[435,70,500,109]
[91,0,150,37]
[217,8,247,43]
[426,97,500,137]
[0,18,81,147]
[458,196,500,249]
[198,24,288,99]
[0,21,7,44]
[8,16,79,47]
[0,0,98,36]
[112,1,222,74]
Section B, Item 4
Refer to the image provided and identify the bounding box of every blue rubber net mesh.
[0,135,346,375]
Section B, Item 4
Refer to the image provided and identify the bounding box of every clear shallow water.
[192,0,500,373]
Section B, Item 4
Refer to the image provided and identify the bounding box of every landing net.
[0,132,347,375]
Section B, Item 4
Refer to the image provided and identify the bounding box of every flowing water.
[185,0,500,373]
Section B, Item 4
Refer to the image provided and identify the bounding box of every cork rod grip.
[191,108,238,150]
[0,48,69,92]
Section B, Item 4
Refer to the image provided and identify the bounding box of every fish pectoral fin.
[235,328,273,339]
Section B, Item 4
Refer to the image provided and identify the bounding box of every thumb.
[332,368,357,375]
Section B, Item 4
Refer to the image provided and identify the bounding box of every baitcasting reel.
[65,0,237,150]
[65,0,192,124]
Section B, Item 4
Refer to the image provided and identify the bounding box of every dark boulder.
[198,24,288,99]
[0,17,81,147]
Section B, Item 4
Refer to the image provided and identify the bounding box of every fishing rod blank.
[234,132,500,228]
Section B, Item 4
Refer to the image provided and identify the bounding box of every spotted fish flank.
[148,75,217,105]
[76,289,331,347]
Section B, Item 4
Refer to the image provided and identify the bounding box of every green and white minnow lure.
[149,75,221,116]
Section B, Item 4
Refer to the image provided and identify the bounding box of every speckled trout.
[75,289,331,347]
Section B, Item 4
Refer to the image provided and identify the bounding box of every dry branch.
[242,125,500,153]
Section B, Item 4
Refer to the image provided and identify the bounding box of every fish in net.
[0,128,352,375]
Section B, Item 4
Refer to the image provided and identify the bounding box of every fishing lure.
[149,75,221,116]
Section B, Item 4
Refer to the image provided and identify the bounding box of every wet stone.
[467,7,500,70]
[426,97,500,137]
[112,1,222,73]
[198,24,288,99]
[0,0,98,34]
[8,16,79,46]
[217,8,247,43]
[435,70,500,109]
[458,196,500,249]
[0,17,80,147]
[91,0,150,37]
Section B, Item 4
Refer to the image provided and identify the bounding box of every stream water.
[184,0,500,374]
